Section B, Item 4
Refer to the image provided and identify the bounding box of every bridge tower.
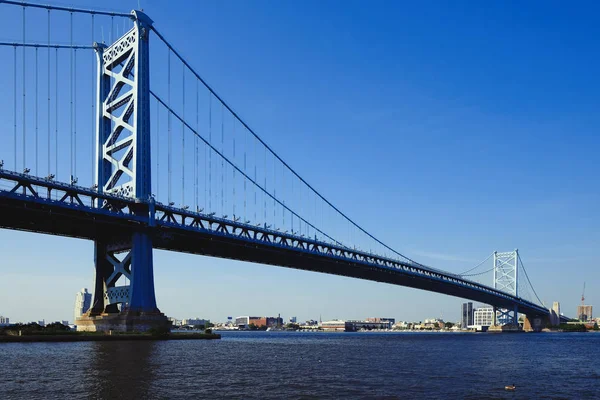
[491,250,519,327]
[76,10,169,332]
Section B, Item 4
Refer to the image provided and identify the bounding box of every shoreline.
[0,332,221,343]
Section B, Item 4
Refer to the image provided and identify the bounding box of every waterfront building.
[235,316,250,329]
[266,316,284,327]
[235,316,283,329]
[424,318,445,328]
[0,315,9,326]
[182,318,210,327]
[473,307,494,327]
[289,316,297,323]
[577,305,593,322]
[461,302,474,328]
[366,317,395,325]
[392,321,409,330]
[320,320,346,331]
[73,288,92,323]
[346,320,393,331]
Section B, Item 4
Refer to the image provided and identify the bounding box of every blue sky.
[0,0,598,324]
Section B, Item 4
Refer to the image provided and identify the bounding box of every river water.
[1,331,599,399]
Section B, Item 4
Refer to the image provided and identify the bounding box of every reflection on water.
[1,332,600,399]
[87,341,158,400]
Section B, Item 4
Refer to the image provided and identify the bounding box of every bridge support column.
[76,10,169,333]
[487,304,523,333]
[523,314,551,332]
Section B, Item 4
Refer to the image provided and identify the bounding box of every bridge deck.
[0,170,551,317]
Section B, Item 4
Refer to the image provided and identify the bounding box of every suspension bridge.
[0,1,564,332]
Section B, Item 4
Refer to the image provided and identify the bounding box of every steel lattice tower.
[80,10,167,331]
[492,250,519,326]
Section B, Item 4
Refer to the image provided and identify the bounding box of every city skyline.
[0,0,598,323]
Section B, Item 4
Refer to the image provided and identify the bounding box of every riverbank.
[0,332,221,343]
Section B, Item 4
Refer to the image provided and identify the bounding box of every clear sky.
[0,0,598,324]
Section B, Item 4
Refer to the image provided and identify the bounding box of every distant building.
[0,315,9,326]
[461,302,474,328]
[235,316,250,329]
[320,320,346,331]
[473,307,494,327]
[549,302,561,326]
[234,316,283,329]
[392,321,409,330]
[423,318,445,329]
[182,318,210,327]
[366,317,395,326]
[577,305,593,322]
[346,320,393,331]
[289,316,297,323]
[74,288,92,323]
[267,317,283,328]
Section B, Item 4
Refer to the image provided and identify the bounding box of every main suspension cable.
[458,252,493,276]
[151,90,344,246]
[517,253,545,306]
[150,25,421,263]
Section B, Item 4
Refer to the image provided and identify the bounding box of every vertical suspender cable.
[263,146,266,224]
[22,6,26,171]
[283,166,285,229]
[70,12,73,181]
[291,173,294,233]
[55,47,58,179]
[35,47,38,176]
[13,46,17,171]
[254,137,257,223]
[273,155,276,225]
[244,123,247,221]
[91,14,95,185]
[221,103,224,215]
[47,10,51,176]
[167,49,172,204]
[182,65,185,206]
[203,100,207,210]
[233,117,236,218]
[195,80,199,211]
[209,94,212,212]
[74,46,78,181]
[156,99,160,199]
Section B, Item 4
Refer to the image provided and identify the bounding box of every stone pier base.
[523,315,551,332]
[76,311,171,333]
[487,324,523,333]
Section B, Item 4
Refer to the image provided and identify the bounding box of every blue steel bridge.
[0,1,560,329]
